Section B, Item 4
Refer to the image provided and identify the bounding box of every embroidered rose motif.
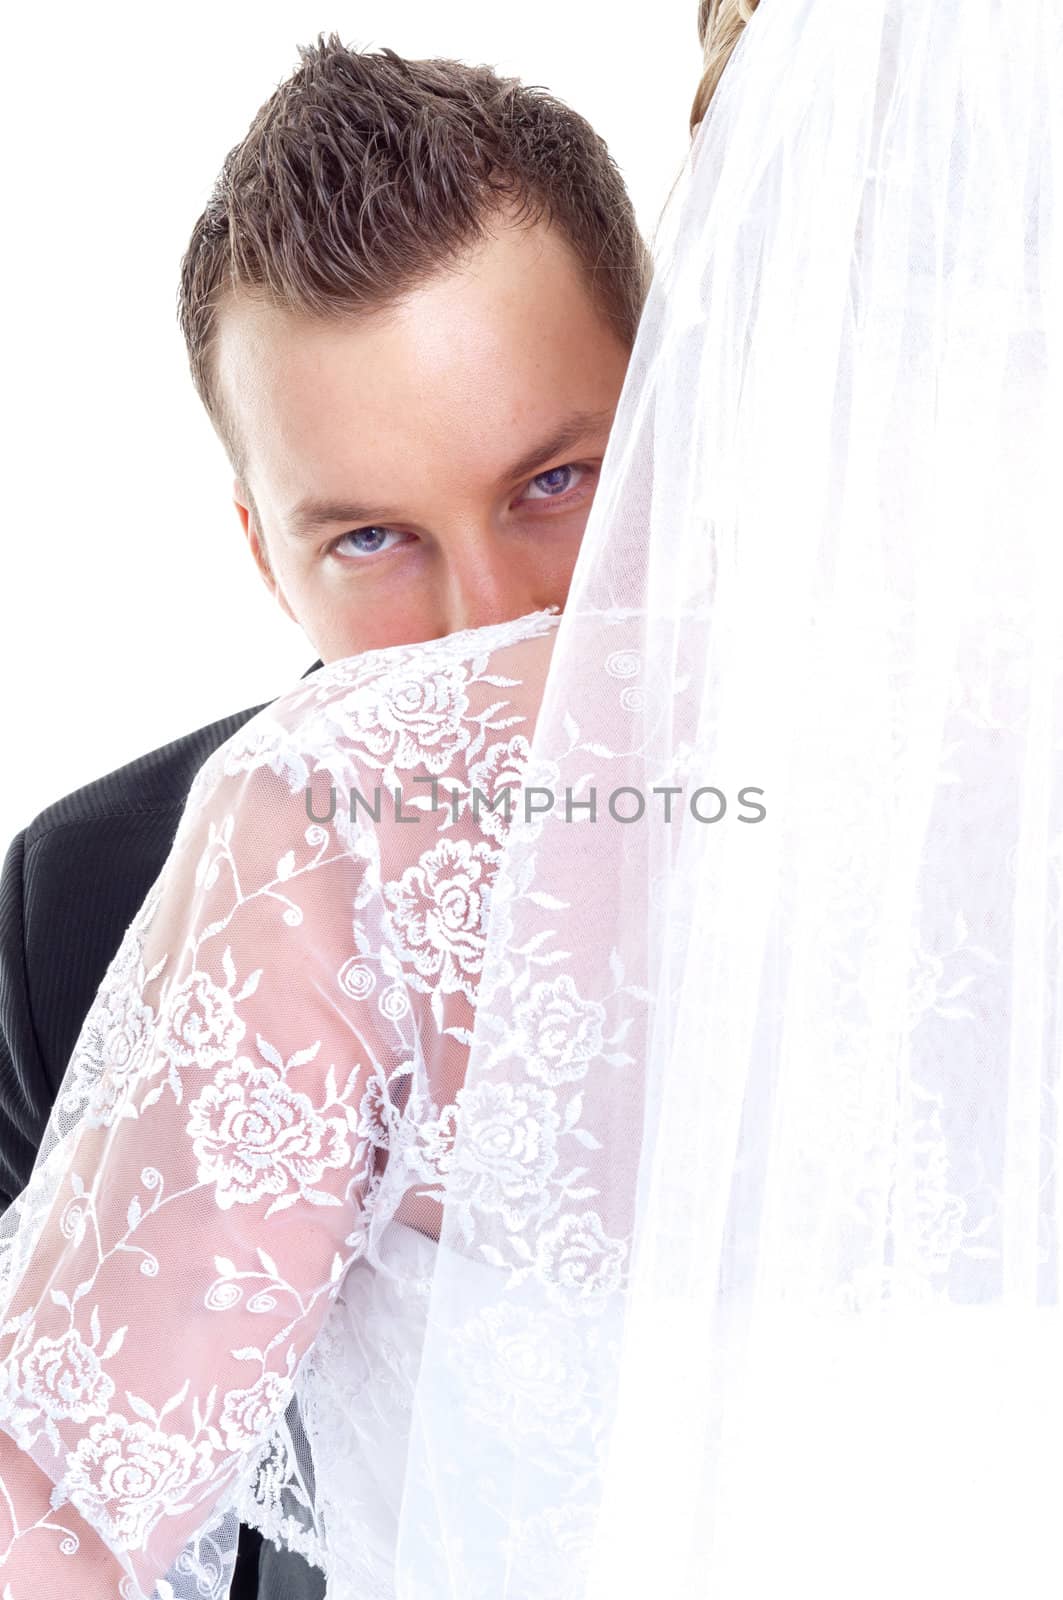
[21,1329,115,1423]
[535,1212,627,1311]
[356,1073,394,1150]
[465,736,532,841]
[219,716,311,789]
[513,975,606,1086]
[187,1056,352,1211]
[446,1079,561,1228]
[64,1414,215,1550]
[384,838,497,997]
[58,930,158,1126]
[399,1099,455,1185]
[160,970,246,1073]
[452,1300,592,1445]
[69,988,157,1126]
[463,745,563,847]
[510,1500,598,1593]
[333,663,472,775]
[220,1372,294,1452]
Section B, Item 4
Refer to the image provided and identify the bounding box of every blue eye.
[524,463,587,500]
[332,526,404,559]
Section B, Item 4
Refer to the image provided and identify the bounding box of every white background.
[0,3,701,851]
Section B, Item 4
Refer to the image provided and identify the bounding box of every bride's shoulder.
[283,605,559,715]
[195,608,560,804]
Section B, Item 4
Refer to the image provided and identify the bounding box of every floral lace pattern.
[0,609,561,1600]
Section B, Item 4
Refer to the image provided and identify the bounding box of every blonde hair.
[690,0,759,132]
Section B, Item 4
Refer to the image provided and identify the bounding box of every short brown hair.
[177,32,651,488]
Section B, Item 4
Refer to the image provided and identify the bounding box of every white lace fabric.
[0,609,560,1599]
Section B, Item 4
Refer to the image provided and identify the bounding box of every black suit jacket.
[0,665,325,1600]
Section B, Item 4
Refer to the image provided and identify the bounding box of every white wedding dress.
[0,608,561,1600]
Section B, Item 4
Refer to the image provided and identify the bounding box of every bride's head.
[690,0,759,132]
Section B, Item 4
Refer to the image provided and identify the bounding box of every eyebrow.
[284,406,616,538]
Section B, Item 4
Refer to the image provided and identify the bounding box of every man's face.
[218,215,634,663]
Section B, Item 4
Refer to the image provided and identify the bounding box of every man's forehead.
[216,216,606,374]
[216,218,630,514]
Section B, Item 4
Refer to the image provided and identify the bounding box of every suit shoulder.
[22,700,276,852]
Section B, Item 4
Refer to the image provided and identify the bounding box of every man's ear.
[232,478,298,624]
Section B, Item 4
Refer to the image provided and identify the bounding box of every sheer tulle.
[396,1,1063,1594]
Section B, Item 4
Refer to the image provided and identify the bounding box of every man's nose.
[439,538,559,634]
